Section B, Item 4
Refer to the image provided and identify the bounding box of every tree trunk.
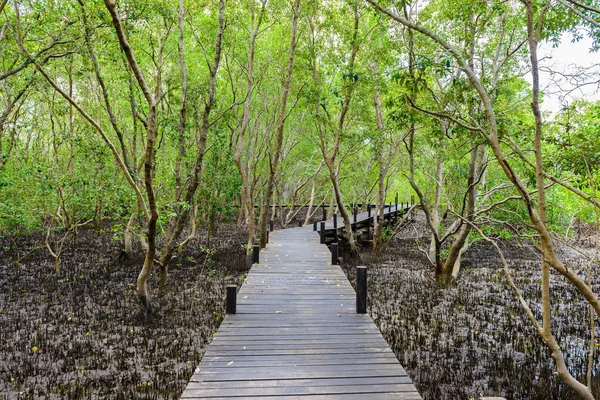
[258,0,301,248]
[325,156,357,252]
[429,139,444,261]
[124,210,135,257]
[372,74,386,253]
[158,0,224,289]
[234,0,266,253]
[303,178,317,226]
[327,194,335,219]
[439,144,484,286]
[104,0,163,315]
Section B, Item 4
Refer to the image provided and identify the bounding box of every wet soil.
[344,212,600,400]
[0,222,248,400]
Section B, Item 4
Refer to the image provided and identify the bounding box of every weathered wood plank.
[184,393,421,400]
[199,357,399,368]
[182,383,417,398]
[192,368,407,381]
[184,376,411,389]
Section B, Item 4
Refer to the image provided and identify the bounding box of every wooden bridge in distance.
[180,204,421,399]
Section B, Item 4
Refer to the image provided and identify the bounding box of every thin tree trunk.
[79,0,133,173]
[327,193,335,219]
[429,140,444,260]
[304,177,318,226]
[174,0,188,201]
[319,0,360,253]
[372,30,389,254]
[258,0,302,248]
[124,209,136,257]
[234,0,266,252]
[104,0,165,315]
[440,144,484,285]
[158,0,225,286]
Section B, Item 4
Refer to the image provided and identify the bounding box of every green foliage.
[0,0,597,255]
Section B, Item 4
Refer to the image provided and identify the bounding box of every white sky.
[537,32,600,113]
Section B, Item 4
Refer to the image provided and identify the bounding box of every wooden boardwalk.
[181,210,421,399]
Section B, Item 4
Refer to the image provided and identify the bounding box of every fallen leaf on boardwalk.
[276,311,282,314]
[227,361,234,366]
[243,296,249,299]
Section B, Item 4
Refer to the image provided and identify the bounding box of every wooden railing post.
[322,206,326,221]
[313,221,317,231]
[367,204,372,240]
[320,221,326,244]
[331,243,338,265]
[332,212,338,242]
[252,244,260,264]
[356,266,367,314]
[226,285,237,314]
[269,220,274,232]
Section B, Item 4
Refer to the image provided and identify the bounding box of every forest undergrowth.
[0,222,248,400]
[344,212,600,400]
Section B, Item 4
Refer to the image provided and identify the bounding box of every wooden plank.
[205,344,391,351]
[208,338,389,346]
[184,376,411,389]
[200,354,399,363]
[182,383,417,398]
[203,348,393,357]
[184,393,421,400]
[192,368,407,381]
[196,363,405,375]
[206,334,386,342]
[199,357,399,368]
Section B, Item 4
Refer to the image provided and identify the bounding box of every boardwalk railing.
[316,200,413,243]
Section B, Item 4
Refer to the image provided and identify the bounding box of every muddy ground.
[0,222,248,399]
[343,212,600,400]
[1,209,599,399]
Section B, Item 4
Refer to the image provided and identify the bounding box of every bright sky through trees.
[538,32,599,112]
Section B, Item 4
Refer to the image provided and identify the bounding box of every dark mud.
[0,223,248,399]
[3,209,599,400]
[344,212,600,400]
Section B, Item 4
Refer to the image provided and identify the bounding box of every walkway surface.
[180,223,421,399]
